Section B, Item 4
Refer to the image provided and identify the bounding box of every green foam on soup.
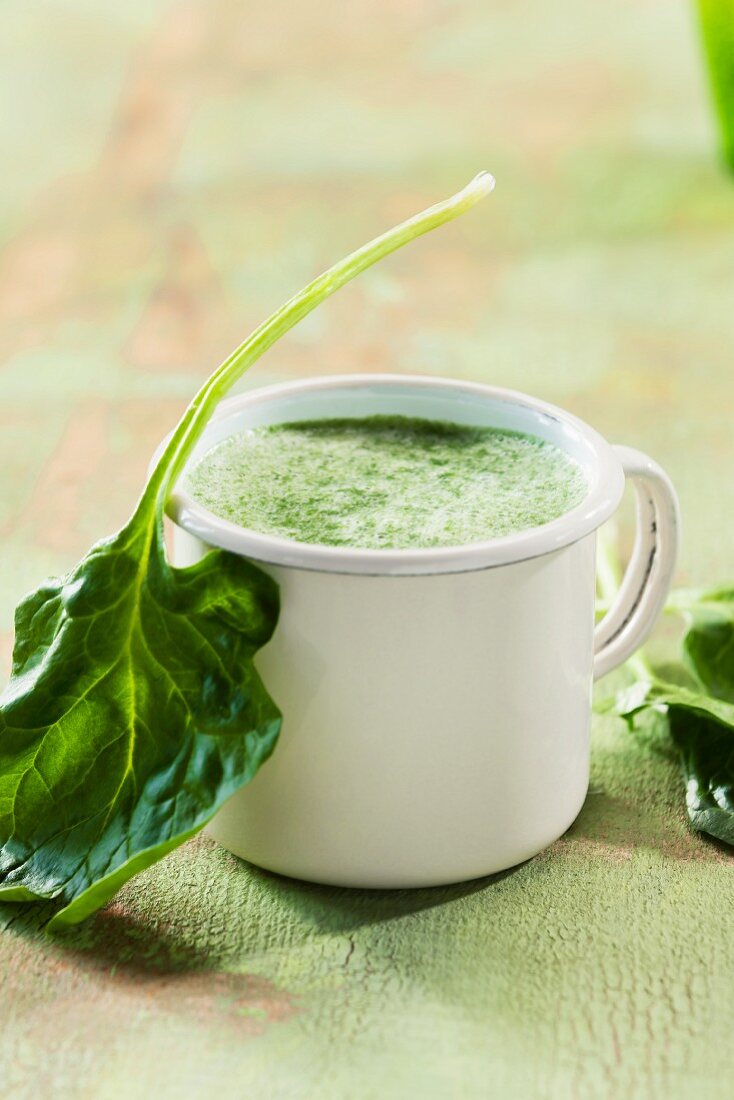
[185,415,588,550]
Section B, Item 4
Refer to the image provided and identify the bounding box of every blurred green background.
[1,0,732,651]
[2,2,734,1098]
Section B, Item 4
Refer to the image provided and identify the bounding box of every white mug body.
[174,527,595,886]
[162,375,679,887]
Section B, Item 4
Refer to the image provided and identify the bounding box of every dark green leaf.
[613,677,734,846]
[679,589,734,702]
[0,517,280,928]
[669,707,734,846]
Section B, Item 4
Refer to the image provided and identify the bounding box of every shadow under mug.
[162,374,680,888]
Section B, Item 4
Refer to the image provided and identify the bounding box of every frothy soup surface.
[186,415,588,550]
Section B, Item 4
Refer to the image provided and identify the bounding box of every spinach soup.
[186,415,587,550]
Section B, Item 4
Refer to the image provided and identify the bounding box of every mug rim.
[163,373,625,576]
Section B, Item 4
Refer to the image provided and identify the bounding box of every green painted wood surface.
[2,1,734,1096]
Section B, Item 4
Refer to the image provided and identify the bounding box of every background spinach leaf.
[607,574,734,847]
[678,588,734,702]
[697,0,734,172]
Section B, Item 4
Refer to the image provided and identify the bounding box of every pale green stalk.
[143,172,496,517]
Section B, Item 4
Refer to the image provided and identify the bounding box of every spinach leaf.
[605,576,734,847]
[598,533,734,846]
[613,678,734,846]
[678,588,734,702]
[0,173,494,927]
[697,0,734,171]
[0,519,281,925]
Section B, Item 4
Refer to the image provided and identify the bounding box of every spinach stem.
[143,172,495,521]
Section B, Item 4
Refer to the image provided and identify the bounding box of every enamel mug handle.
[593,445,680,680]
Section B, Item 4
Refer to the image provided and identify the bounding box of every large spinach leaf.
[0,173,495,927]
[0,519,280,925]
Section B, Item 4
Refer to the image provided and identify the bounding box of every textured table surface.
[2,2,734,1097]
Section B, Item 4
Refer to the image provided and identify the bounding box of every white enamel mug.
[164,374,679,887]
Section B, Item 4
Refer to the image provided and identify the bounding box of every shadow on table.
[0,895,220,975]
[236,859,521,936]
[0,837,522,968]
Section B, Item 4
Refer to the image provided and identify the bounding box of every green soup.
[186,415,588,550]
